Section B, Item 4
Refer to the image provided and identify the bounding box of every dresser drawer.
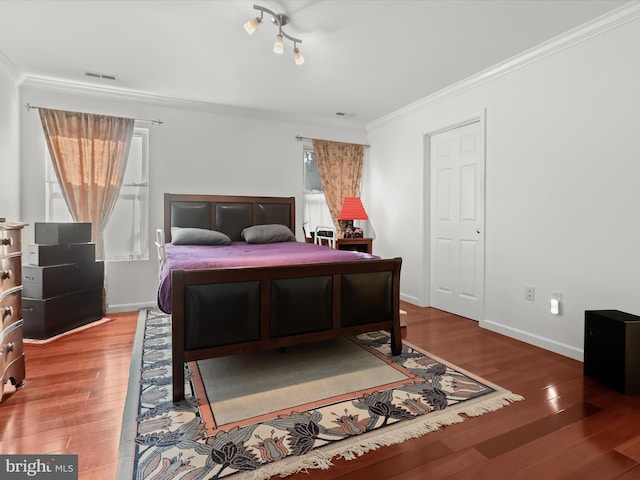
[23,261,104,299]
[0,254,22,294]
[0,228,22,257]
[23,290,103,339]
[1,321,24,377]
[0,288,21,330]
[27,243,96,266]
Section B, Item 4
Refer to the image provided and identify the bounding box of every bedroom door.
[429,119,484,321]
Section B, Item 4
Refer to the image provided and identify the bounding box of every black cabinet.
[584,310,640,395]
[22,223,104,340]
[35,222,91,245]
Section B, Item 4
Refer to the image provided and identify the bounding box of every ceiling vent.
[84,71,116,81]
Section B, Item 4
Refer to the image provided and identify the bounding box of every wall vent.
[84,71,116,81]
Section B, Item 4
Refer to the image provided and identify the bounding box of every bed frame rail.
[171,257,402,401]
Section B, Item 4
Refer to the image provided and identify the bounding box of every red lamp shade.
[338,197,368,220]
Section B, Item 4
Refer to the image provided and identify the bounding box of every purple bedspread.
[157,241,377,313]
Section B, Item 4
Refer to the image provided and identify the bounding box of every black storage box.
[35,222,91,245]
[584,310,640,395]
[22,290,103,339]
[22,261,104,299]
[26,243,96,266]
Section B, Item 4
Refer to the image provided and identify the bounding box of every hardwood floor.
[1,304,639,479]
[0,312,139,479]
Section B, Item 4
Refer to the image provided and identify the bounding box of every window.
[302,146,332,235]
[304,148,322,193]
[45,127,149,262]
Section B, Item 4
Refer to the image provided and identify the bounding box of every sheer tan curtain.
[312,139,364,238]
[39,108,135,260]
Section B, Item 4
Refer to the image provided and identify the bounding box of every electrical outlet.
[525,287,535,301]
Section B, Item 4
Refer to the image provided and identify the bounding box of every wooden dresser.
[0,221,26,402]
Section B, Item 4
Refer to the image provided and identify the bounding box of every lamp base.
[340,220,363,238]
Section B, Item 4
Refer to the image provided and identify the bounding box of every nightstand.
[584,310,640,395]
[336,237,372,254]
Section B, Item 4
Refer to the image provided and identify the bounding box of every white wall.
[0,55,20,220]
[19,82,367,312]
[366,10,640,360]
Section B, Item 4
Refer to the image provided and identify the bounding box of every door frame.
[421,110,487,319]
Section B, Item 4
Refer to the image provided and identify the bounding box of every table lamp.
[338,197,368,237]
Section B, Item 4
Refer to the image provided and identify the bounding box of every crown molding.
[21,75,285,117]
[20,75,366,131]
[0,49,23,84]
[367,1,640,130]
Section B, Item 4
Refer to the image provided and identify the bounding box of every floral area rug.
[117,309,523,480]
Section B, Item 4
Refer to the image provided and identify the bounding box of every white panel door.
[429,120,484,321]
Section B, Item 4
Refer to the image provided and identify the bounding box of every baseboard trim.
[400,293,419,305]
[107,302,157,314]
[481,318,583,362]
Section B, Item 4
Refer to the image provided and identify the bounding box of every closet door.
[429,119,484,321]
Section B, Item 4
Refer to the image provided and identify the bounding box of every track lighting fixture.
[244,4,304,65]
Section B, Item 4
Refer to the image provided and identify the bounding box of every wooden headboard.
[163,193,296,243]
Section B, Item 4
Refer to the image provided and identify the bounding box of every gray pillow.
[241,224,296,244]
[171,227,231,246]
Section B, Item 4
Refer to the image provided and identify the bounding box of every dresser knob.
[2,306,12,320]
[5,343,14,354]
[0,270,10,280]
[1,238,12,246]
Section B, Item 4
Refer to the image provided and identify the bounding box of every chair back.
[314,226,336,248]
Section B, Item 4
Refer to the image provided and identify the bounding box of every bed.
[159,193,402,401]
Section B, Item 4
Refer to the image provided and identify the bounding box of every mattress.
[157,241,377,313]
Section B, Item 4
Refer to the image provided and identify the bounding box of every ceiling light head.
[244,15,262,35]
[273,33,284,54]
[293,46,304,65]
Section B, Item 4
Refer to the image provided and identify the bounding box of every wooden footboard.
[171,257,402,401]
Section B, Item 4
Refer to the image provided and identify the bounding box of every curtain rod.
[295,135,370,148]
[24,103,164,125]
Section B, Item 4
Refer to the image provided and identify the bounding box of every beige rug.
[192,337,411,431]
[118,309,523,480]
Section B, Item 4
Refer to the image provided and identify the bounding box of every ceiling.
[0,0,631,126]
